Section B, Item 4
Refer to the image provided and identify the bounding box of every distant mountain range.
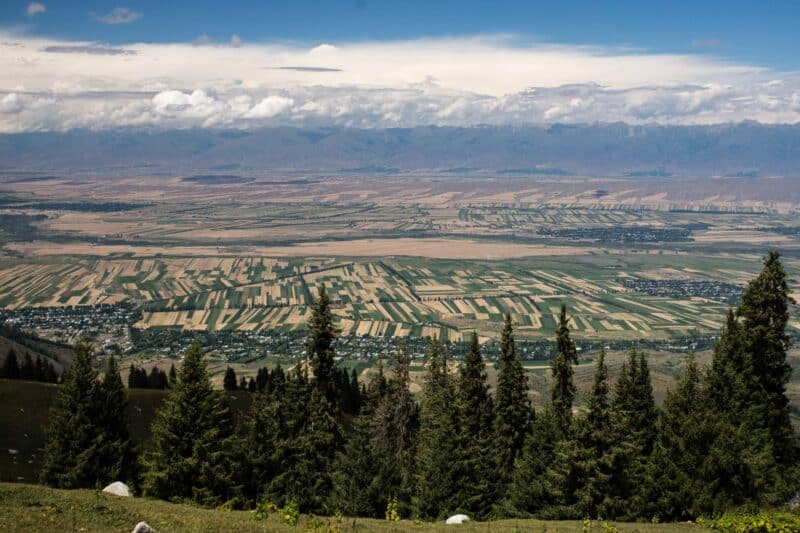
[1,123,799,178]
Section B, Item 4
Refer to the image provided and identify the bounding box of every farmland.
[1,173,800,357]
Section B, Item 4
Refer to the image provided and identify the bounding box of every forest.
[34,251,800,524]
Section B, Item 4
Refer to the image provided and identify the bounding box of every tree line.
[38,252,799,522]
[1,349,59,383]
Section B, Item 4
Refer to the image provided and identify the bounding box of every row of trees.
[40,253,799,522]
[1,349,59,383]
[127,364,174,390]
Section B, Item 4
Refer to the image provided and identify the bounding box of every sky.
[0,1,799,132]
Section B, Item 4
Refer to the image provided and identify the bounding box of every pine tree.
[1,349,20,379]
[168,363,177,386]
[607,347,657,519]
[494,314,530,481]
[306,284,338,402]
[141,342,241,507]
[20,352,35,380]
[413,337,459,519]
[223,366,238,391]
[40,340,106,488]
[454,332,498,519]
[95,355,136,485]
[738,251,795,466]
[507,406,560,516]
[551,304,578,436]
[573,348,614,518]
[371,341,418,516]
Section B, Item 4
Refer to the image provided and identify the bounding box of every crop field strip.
[0,251,778,341]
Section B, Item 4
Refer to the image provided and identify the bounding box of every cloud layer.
[0,32,798,132]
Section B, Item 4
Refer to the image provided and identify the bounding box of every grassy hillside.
[0,380,252,483]
[0,483,697,532]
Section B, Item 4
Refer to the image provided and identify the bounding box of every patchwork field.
[2,174,800,345]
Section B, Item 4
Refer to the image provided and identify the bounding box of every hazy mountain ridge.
[1,123,799,177]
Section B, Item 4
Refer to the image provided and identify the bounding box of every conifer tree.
[223,366,238,391]
[738,251,795,466]
[607,347,657,519]
[168,363,177,386]
[454,332,498,519]
[40,340,107,488]
[20,352,35,380]
[573,348,614,518]
[507,406,561,515]
[306,284,338,401]
[1,349,20,379]
[330,412,383,517]
[413,337,459,519]
[494,314,530,479]
[95,354,136,485]
[551,304,578,436]
[141,342,241,507]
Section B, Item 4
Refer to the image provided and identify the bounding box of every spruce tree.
[494,314,530,479]
[95,355,136,485]
[2,349,20,379]
[454,332,498,519]
[168,363,177,386]
[573,348,614,518]
[223,366,238,391]
[330,412,383,517]
[551,304,578,436]
[141,342,241,507]
[306,284,338,401]
[413,337,459,519]
[40,340,106,488]
[20,352,35,380]
[738,251,795,466]
[607,347,657,519]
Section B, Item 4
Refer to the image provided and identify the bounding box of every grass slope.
[0,483,696,532]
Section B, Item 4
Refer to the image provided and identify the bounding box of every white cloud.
[244,95,294,118]
[230,34,242,48]
[94,7,142,25]
[0,32,799,131]
[0,93,24,113]
[26,3,46,17]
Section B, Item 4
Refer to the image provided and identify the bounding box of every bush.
[698,510,800,532]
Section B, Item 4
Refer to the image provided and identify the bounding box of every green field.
[0,483,697,532]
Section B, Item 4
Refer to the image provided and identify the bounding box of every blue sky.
[0,1,799,131]
[3,1,799,69]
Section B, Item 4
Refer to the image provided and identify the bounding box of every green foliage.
[39,341,133,489]
[494,314,531,485]
[223,366,238,391]
[306,284,338,401]
[697,509,800,532]
[413,337,459,520]
[140,341,242,507]
[552,304,578,436]
[385,496,400,522]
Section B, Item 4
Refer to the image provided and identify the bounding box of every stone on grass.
[132,522,155,533]
[102,481,131,497]
[445,514,470,525]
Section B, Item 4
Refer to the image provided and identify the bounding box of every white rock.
[132,522,155,533]
[102,481,131,497]
[445,514,470,525]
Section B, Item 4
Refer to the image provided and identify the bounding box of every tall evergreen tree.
[168,363,177,387]
[40,340,109,488]
[738,251,795,466]
[573,348,614,518]
[1,349,20,379]
[223,366,238,391]
[141,342,241,507]
[95,355,136,485]
[413,337,459,519]
[551,304,578,436]
[306,284,338,401]
[20,352,35,380]
[607,347,657,519]
[454,332,498,519]
[494,314,530,480]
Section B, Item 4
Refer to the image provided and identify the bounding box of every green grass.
[0,483,697,532]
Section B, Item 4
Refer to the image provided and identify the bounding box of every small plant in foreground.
[385,495,400,522]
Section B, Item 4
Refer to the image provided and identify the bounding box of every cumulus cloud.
[244,95,294,118]
[94,7,142,25]
[230,34,242,48]
[0,93,24,114]
[1,32,799,131]
[26,3,46,17]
